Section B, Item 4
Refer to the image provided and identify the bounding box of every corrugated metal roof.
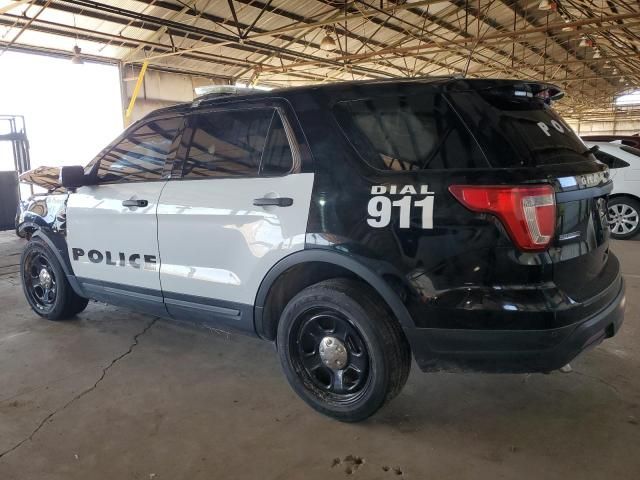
[0,0,639,116]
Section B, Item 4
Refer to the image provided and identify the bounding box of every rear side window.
[96,117,182,183]
[333,94,486,171]
[182,109,276,178]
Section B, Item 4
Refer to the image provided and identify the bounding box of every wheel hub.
[318,336,348,370]
[38,268,52,288]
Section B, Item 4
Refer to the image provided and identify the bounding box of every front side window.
[333,94,486,171]
[182,109,276,179]
[96,117,182,183]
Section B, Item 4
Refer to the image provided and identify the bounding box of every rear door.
[156,101,314,333]
[66,115,184,314]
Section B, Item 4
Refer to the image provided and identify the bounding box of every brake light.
[449,185,556,251]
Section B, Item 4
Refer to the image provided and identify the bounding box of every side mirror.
[59,165,87,189]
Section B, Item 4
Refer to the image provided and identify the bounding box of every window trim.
[172,104,301,181]
[88,114,185,186]
[259,107,300,177]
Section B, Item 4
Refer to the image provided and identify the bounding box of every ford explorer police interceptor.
[18,79,625,421]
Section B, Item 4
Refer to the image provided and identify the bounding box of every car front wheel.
[21,239,89,320]
[277,278,411,422]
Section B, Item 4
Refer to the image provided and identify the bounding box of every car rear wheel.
[608,197,640,240]
[276,278,411,422]
[21,239,89,320]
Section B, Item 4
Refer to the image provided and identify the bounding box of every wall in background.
[567,119,640,136]
[121,66,230,125]
[565,108,640,137]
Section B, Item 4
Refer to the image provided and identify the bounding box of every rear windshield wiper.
[583,145,599,156]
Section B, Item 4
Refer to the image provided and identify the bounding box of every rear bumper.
[406,278,626,373]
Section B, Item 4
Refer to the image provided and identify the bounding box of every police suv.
[19,79,625,421]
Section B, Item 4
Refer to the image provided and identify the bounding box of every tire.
[20,239,89,320]
[608,196,640,240]
[276,278,411,422]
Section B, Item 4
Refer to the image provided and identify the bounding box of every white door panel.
[67,183,165,290]
[157,173,314,305]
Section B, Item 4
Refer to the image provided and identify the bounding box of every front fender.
[31,229,86,298]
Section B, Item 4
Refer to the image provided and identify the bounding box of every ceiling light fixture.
[538,0,557,11]
[562,19,574,32]
[579,37,593,48]
[70,15,84,65]
[71,45,84,65]
[320,32,336,51]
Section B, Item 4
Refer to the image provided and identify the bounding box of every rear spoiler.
[486,82,564,103]
[448,79,565,102]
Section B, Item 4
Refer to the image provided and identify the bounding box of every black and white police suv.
[19,79,625,421]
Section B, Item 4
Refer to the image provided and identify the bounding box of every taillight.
[448,185,556,252]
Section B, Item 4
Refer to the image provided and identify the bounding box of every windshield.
[450,90,589,167]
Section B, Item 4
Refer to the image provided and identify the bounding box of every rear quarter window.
[333,94,487,171]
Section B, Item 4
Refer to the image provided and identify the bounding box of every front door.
[157,104,314,333]
[66,115,184,314]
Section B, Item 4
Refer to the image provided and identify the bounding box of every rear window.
[333,94,487,171]
[450,90,589,167]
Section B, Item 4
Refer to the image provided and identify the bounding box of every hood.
[19,166,65,192]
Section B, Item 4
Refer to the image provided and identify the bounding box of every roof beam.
[0,13,331,83]
[32,0,394,78]
[258,10,640,73]
[496,0,612,91]
[0,0,32,15]
[117,0,406,77]
[241,0,447,40]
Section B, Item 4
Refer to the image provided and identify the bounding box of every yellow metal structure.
[125,60,149,120]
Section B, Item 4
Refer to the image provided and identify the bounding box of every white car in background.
[584,141,640,239]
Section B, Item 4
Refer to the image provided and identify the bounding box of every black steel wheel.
[21,239,89,320]
[293,307,370,401]
[23,250,58,314]
[277,278,411,422]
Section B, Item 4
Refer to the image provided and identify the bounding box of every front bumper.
[406,278,626,373]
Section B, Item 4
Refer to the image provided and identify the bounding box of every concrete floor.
[0,231,638,480]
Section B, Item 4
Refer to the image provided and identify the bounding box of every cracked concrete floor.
[0,231,638,480]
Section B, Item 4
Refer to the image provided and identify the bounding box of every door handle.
[253,197,293,207]
[122,199,148,208]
